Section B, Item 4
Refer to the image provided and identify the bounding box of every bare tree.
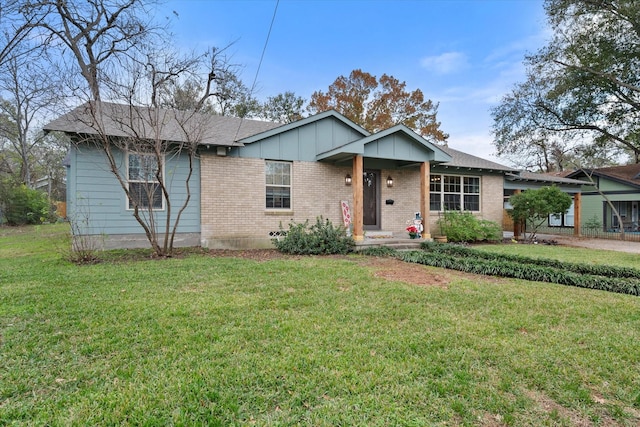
[0,44,60,187]
[19,0,163,101]
[0,0,48,67]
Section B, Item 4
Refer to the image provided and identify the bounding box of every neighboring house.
[567,164,640,232]
[45,102,571,249]
[503,171,588,234]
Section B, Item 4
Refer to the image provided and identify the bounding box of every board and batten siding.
[233,118,365,161]
[67,144,200,242]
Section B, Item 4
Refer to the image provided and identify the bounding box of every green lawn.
[1,224,639,426]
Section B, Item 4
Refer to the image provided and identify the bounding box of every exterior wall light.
[345,174,352,186]
[386,176,394,187]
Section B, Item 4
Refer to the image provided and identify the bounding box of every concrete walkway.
[514,233,640,254]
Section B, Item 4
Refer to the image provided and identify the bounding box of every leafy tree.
[0,183,53,225]
[508,186,573,242]
[260,91,305,123]
[492,0,640,170]
[308,69,448,141]
[212,71,261,118]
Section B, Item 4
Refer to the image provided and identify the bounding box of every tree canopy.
[492,0,640,171]
[308,69,448,142]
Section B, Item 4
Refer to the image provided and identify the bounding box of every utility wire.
[233,0,279,142]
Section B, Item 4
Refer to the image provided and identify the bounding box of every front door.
[363,170,380,230]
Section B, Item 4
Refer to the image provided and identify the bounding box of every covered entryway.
[316,123,452,241]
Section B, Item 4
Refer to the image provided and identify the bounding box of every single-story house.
[44,102,584,249]
[567,164,640,232]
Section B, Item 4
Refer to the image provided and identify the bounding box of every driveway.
[535,233,640,254]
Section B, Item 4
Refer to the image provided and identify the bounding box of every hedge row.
[398,249,640,296]
[420,241,640,280]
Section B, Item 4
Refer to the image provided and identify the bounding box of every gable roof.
[316,123,451,164]
[566,164,640,189]
[238,109,370,144]
[44,101,280,147]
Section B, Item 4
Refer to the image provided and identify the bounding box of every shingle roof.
[567,164,640,188]
[43,101,281,146]
[438,145,516,172]
[506,170,588,186]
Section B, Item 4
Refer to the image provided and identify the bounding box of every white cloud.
[420,52,468,74]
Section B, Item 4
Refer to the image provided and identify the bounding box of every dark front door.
[363,170,380,230]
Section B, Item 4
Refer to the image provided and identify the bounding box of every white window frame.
[265,160,292,210]
[429,174,481,212]
[126,152,164,211]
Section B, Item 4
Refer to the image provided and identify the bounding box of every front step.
[363,231,394,239]
[354,237,424,251]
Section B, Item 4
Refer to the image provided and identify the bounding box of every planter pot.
[409,233,419,239]
[434,236,448,243]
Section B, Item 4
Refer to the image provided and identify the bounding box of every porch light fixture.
[386,176,394,187]
[345,174,352,186]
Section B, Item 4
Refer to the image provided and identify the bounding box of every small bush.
[437,211,501,243]
[358,246,398,257]
[0,184,55,225]
[273,217,355,255]
[584,215,602,230]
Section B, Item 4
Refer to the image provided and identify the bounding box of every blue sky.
[162,0,549,162]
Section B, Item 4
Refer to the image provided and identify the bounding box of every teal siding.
[234,117,364,161]
[580,180,640,226]
[68,144,200,235]
[364,133,431,161]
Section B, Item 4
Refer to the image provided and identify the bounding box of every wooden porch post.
[513,189,522,240]
[352,155,364,241]
[420,161,431,239]
[574,192,581,237]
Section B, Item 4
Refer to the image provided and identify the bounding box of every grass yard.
[1,224,639,426]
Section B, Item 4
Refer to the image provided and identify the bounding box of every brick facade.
[200,153,505,248]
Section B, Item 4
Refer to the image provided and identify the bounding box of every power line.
[233,0,279,142]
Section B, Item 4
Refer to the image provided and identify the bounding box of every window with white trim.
[265,160,291,209]
[430,174,480,212]
[127,152,163,210]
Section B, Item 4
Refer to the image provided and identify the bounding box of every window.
[463,177,480,211]
[443,176,461,210]
[549,200,574,227]
[430,175,441,210]
[265,161,291,209]
[430,174,481,212]
[127,152,162,210]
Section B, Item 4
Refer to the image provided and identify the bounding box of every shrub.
[358,246,398,257]
[508,186,572,241]
[0,184,55,225]
[272,217,355,255]
[584,215,602,230]
[436,211,501,243]
[410,243,640,296]
[420,242,640,279]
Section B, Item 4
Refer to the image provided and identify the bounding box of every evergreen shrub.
[273,217,354,255]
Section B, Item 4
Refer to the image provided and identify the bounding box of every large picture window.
[127,152,162,210]
[430,174,480,212]
[265,161,291,209]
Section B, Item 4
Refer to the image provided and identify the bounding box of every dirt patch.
[358,256,451,288]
